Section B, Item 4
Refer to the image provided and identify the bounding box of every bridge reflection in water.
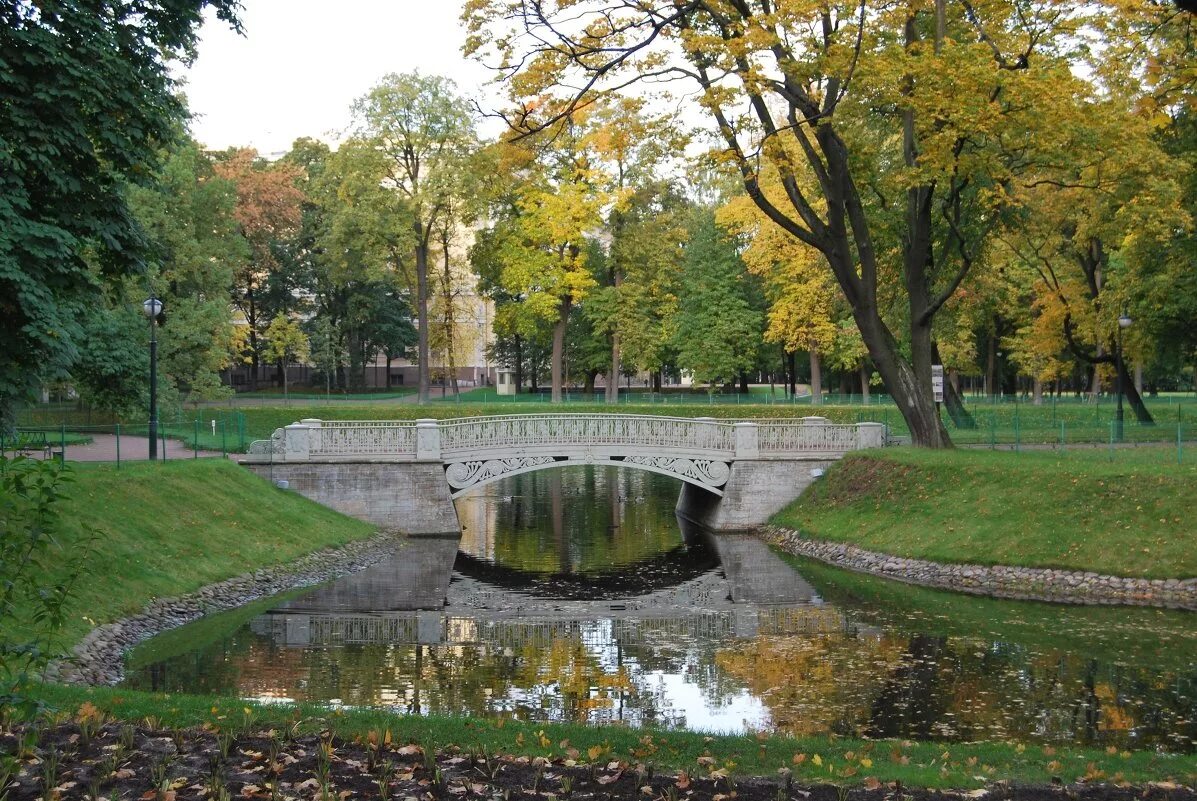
[251,533,854,650]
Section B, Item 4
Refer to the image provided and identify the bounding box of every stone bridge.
[240,414,886,535]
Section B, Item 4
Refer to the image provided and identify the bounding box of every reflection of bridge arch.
[252,605,856,649]
[451,543,719,600]
[240,414,887,534]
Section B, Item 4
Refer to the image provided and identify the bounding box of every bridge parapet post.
[283,423,311,461]
[733,421,759,459]
[857,422,887,449]
[415,418,442,461]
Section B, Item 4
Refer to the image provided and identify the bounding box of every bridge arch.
[444,453,730,498]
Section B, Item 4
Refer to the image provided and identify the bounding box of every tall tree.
[263,314,310,401]
[0,0,239,429]
[352,72,476,402]
[576,98,687,401]
[673,210,763,390]
[214,149,305,390]
[476,134,604,402]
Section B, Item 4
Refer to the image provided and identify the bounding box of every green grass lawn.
[28,684,1197,787]
[772,447,1197,579]
[23,459,375,648]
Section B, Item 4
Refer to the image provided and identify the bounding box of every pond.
[123,467,1197,752]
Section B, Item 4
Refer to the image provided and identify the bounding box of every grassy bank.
[28,684,1197,787]
[22,459,374,648]
[773,447,1197,578]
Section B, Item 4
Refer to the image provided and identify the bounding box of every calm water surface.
[124,467,1197,751]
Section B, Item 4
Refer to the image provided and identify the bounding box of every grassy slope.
[772,447,1197,579]
[42,459,375,647]
[31,685,1197,787]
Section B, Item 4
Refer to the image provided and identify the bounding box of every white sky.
[180,0,505,157]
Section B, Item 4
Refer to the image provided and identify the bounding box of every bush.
[0,456,90,720]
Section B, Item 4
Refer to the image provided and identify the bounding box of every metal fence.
[1,413,248,467]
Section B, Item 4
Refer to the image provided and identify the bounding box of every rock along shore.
[52,530,405,686]
[762,525,1197,610]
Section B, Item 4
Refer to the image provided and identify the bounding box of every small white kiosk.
[496,368,517,396]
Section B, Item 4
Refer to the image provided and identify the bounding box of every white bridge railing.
[247,414,886,462]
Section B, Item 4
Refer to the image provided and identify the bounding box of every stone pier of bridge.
[238,414,886,536]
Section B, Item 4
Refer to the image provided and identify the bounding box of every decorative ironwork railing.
[756,421,864,453]
[245,414,885,461]
[309,421,417,457]
[437,414,735,457]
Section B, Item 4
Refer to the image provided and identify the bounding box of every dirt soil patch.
[2,722,1192,801]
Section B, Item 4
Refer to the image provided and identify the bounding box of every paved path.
[41,434,227,462]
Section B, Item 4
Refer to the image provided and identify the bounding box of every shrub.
[0,456,90,720]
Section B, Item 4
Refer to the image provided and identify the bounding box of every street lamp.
[143,297,163,460]
[1115,311,1132,442]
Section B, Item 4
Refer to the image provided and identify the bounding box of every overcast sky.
[180,0,505,156]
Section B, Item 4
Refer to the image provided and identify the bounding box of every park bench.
[4,430,61,460]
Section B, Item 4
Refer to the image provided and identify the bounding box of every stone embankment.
[762,525,1197,610]
[53,531,405,686]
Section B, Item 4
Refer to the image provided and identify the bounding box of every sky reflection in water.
[124,466,1197,751]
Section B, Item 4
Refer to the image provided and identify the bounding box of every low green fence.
[2,413,249,466]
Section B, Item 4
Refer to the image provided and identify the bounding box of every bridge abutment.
[244,462,460,536]
[676,458,837,532]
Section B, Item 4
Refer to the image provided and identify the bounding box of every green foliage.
[673,211,763,388]
[72,305,152,420]
[264,315,311,398]
[0,0,239,431]
[0,457,89,718]
[128,137,244,404]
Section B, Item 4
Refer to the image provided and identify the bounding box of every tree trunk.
[246,285,259,392]
[1032,377,1043,405]
[513,335,523,394]
[1134,362,1143,394]
[385,356,393,388]
[788,351,797,396]
[738,370,748,394]
[809,347,822,406]
[986,331,997,400]
[860,364,870,404]
[551,296,571,403]
[652,370,662,393]
[583,370,596,395]
[606,331,620,404]
[1118,351,1155,424]
[441,228,460,398]
[415,222,432,403]
[1091,345,1103,398]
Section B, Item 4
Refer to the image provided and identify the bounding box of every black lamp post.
[143,297,163,460]
[1115,311,1132,442]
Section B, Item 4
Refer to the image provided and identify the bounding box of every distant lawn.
[21,459,375,648]
[772,447,1197,579]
